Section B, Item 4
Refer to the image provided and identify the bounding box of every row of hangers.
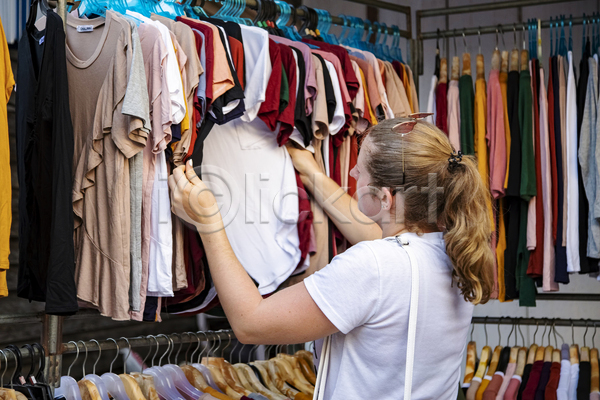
[0,344,53,400]
[463,318,600,393]
[2,331,318,400]
[61,0,409,64]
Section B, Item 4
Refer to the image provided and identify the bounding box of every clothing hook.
[453,29,457,57]
[166,335,176,365]
[547,319,554,347]
[583,320,590,348]
[140,337,152,371]
[149,335,159,367]
[497,318,502,345]
[107,338,119,374]
[495,26,499,50]
[156,334,171,366]
[90,339,101,375]
[174,333,185,365]
[592,322,597,349]
[462,29,467,53]
[518,318,525,347]
[513,23,517,48]
[533,320,540,344]
[552,320,558,348]
[507,319,515,346]
[499,25,506,49]
[66,341,80,377]
[119,337,131,374]
[219,331,232,359]
[188,333,200,365]
[197,332,210,363]
[470,323,475,342]
[554,320,565,345]
[478,27,481,54]
[541,319,549,346]
[0,350,7,387]
[230,340,239,364]
[484,316,489,347]
[571,319,575,344]
[237,343,247,364]
[78,341,88,377]
[513,319,518,347]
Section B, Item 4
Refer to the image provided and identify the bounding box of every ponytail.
[364,118,495,305]
[442,155,494,304]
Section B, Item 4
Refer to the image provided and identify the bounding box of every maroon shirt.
[435,82,448,134]
[295,170,314,265]
[527,58,544,278]
[522,360,544,400]
[276,43,297,146]
[258,39,282,131]
[302,39,359,101]
[544,362,561,400]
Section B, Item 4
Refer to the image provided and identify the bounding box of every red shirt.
[435,82,448,134]
[258,39,282,131]
[276,43,297,146]
[527,59,544,278]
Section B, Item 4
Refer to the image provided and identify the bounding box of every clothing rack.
[0,330,236,389]
[471,317,600,328]
[415,0,584,76]
[9,0,413,394]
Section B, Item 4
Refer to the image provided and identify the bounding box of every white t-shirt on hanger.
[305,232,474,400]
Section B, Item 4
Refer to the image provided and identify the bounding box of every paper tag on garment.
[39,36,45,45]
[76,25,94,33]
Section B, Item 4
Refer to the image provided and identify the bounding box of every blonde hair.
[362,118,494,304]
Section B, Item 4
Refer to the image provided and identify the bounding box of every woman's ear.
[380,187,394,211]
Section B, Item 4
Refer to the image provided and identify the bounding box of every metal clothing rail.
[415,0,582,75]
[472,317,600,328]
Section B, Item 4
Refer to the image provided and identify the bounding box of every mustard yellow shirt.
[0,15,14,297]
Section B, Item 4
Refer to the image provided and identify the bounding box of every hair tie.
[448,150,463,170]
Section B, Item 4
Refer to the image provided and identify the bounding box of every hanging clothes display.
[0,14,12,299]
[12,0,417,318]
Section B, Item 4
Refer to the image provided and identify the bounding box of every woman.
[168,118,494,399]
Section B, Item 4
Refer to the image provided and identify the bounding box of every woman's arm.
[286,144,381,244]
[168,162,338,345]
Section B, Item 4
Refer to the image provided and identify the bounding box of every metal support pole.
[42,315,63,391]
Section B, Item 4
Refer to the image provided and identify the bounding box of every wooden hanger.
[520,49,529,72]
[487,345,503,375]
[256,361,298,399]
[271,358,314,396]
[118,375,146,400]
[295,357,316,386]
[552,349,561,363]
[462,52,472,76]
[0,389,18,400]
[219,360,252,397]
[463,340,477,385]
[491,50,501,72]
[474,320,492,379]
[234,364,286,400]
[515,348,528,377]
[451,56,460,80]
[439,58,448,84]
[79,380,104,400]
[129,373,159,400]
[294,351,314,371]
[277,355,314,393]
[249,362,285,396]
[569,320,580,365]
[180,365,209,391]
[501,51,509,73]
[206,363,242,399]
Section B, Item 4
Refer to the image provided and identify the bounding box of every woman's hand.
[168,160,224,234]
[286,142,321,179]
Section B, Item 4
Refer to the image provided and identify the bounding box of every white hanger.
[143,335,186,400]
[54,341,84,400]
[101,338,131,400]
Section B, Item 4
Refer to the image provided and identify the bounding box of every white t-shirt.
[304,232,474,400]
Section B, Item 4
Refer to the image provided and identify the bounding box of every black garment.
[534,362,552,400]
[16,9,78,315]
[577,41,599,273]
[577,361,591,400]
[498,347,511,373]
[504,70,522,300]
[207,27,245,125]
[314,53,336,124]
[143,296,159,322]
[553,56,569,284]
[518,363,533,400]
[290,47,312,146]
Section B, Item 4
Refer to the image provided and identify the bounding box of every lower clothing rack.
[471,316,600,327]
